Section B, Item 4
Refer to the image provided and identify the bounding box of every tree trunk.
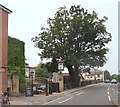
[65,62,80,88]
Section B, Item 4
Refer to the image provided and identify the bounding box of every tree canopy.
[111,74,120,82]
[32,5,111,76]
[104,70,111,80]
[35,63,52,78]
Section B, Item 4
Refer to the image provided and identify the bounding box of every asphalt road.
[109,83,119,99]
[44,83,118,105]
[109,83,120,106]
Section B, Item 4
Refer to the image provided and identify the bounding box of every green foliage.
[8,36,25,69]
[35,63,52,79]
[8,36,26,93]
[19,74,26,93]
[104,70,111,80]
[32,5,111,76]
[45,58,58,73]
[111,74,120,82]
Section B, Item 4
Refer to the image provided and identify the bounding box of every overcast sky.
[0,0,118,75]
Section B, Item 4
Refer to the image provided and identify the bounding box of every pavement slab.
[111,99,119,107]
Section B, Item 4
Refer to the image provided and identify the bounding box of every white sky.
[0,0,118,75]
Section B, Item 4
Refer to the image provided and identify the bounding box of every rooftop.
[0,4,12,13]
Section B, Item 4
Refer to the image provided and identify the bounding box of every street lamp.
[30,71,34,96]
[46,79,49,96]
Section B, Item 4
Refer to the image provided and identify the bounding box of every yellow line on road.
[42,83,104,105]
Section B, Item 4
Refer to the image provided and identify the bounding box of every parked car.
[37,87,44,93]
[33,87,44,94]
[111,79,117,84]
[33,90,39,94]
[105,79,110,83]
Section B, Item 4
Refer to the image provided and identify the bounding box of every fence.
[63,76,103,90]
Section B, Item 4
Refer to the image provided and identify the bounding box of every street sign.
[58,61,64,71]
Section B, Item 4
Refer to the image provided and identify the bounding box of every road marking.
[108,95,111,101]
[110,87,119,94]
[108,91,109,94]
[116,91,120,93]
[59,97,73,104]
[112,88,115,91]
[108,88,109,91]
[77,92,84,95]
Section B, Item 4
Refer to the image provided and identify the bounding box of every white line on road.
[59,97,73,104]
[77,92,84,95]
[108,88,109,91]
[116,91,120,93]
[112,88,115,91]
[108,91,109,95]
[108,95,111,101]
[110,87,119,93]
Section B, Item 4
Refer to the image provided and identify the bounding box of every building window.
[98,74,100,77]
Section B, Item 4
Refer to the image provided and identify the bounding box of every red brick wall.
[0,8,8,94]
[2,9,8,67]
[0,8,2,66]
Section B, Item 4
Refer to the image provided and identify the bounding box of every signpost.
[52,72,57,83]
[57,60,64,92]
[58,61,64,71]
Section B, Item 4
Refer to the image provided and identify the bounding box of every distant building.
[82,69,104,81]
[62,68,104,82]
[25,65,35,82]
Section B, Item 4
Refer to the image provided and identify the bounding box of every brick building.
[0,4,12,95]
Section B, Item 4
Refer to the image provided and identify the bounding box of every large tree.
[104,70,111,80]
[35,63,52,78]
[32,5,111,87]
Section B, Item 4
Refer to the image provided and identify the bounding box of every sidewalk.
[9,84,95,105]
[0,83,118,106]
[111,99,119,106]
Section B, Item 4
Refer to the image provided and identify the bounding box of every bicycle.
[1,93,10,105]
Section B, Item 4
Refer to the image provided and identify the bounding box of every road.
[43,83,118,106]
[109,83,120,106]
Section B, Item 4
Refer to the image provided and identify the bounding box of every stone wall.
[8,75,19,96]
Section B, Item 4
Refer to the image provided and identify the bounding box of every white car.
[111,79,117,84]
[37,88,44,93]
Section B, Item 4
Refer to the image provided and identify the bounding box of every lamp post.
[46,79,49,96]
[30,71,34,96]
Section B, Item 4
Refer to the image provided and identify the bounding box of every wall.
[0,7,8,95]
